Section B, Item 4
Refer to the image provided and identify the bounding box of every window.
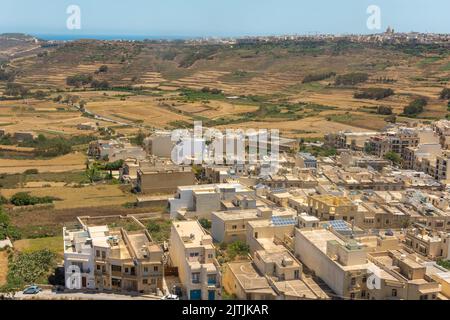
[96,250,100,258]
[351,278,356,286]
[192,273,200,284]
[154,266,158,272]
[96,265,101,270]
[420,295,428,300]
[207,274,217,285]
[392,289,397,297]
[232,225,237,230]
[101,251,106,259]
[144,267,149,273]
[111,265,121,272]
[125,267,129,273]
[208,254,213,259]
[189,252,199,257]
[151,278,156,285]
[254,232,258,239]
[350,293,355,300]
[143,279,148,285]
[361,290,366,298]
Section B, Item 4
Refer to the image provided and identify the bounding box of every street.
[14,289,161,300]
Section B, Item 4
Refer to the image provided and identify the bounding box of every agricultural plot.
[1,184,135,210]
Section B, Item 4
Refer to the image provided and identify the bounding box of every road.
[14,289,161,300]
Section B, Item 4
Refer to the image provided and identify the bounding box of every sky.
[0,0,449,38]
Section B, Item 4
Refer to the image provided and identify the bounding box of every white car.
[162,294,179,300]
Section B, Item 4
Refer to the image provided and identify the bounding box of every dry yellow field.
[0,250,7,286]
[0,152,86,174]
[1,184,135,209]
[14,236,64,255]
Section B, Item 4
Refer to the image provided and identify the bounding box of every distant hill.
[0,33,46,62]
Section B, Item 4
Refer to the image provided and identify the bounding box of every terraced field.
[1,38,449,138]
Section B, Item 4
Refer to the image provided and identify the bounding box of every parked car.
[162,294,179,300]
[23,286,42,295]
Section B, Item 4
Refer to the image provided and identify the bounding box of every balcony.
[111,271,122,277]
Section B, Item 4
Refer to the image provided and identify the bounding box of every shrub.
[23,169,39,175]
[0,207,21,241]
[227,241,250,260]
[66,73,93,87]
[354,88,394,100]
[377,106,393,115]
[384,151,402,165]
[302,72,336,83]
[7,249,57,288]
[199,218,211,229]
[403,98,428,116]
[98,65,108,73]
[91,80,110,89]
[335,73,369,86]
[9,192,57,206]
[439,88,450,100]
[4,82,28,97]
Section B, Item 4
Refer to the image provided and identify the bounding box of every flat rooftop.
[273,279,318,299]
[227,262,275,294]
[298,229,344,254]
[173,220,213,249]
[212,209,261,221]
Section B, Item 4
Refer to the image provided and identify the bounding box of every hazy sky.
[0,0,449,37]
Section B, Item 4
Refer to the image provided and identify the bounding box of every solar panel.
[271,216,296,226]
[328,220,351,231]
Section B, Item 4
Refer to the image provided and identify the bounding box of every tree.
[384,151,402,165]
[91,80,110,90]
[86,166,102,183]
[66,73,93,87]
[131,130,146,146]
[34,90,48,100]
[4,83,28,97]
[439,88,450,100]
[98,65,108,73]
[377,105,393,115]
[227,241,250,260]
[53,95,63,103]
[199,218,211,229]
[79,100,87,112]
[0,206,21,241]
[385,114,397,124]
[403,98,427,116]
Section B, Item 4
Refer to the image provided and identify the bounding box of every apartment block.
[295,228,370,299]
[64,222,163,294]
[307,195,359,222]
[405,228,450,260]
[168,220,221,300]
[211,207,273,244]
[136,165,195,194]
[169,183,254,219]
[223,261,277,300]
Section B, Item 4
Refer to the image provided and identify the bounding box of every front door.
[190,289,201,300]
[82,277,87,287]
[208,290,215,301]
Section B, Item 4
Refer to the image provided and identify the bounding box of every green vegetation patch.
[5,249,57,289]
[146,219,172,242]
